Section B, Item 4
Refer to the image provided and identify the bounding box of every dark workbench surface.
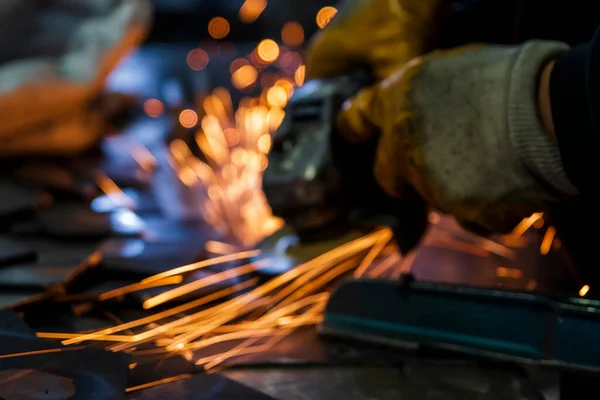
[0,43,591,400]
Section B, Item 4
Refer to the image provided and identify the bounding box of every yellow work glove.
[306,0,446,80]
[307,1,578,235]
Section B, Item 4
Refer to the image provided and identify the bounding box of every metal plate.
[0,181,47,223]
[33,205,145,238]
[0,290,48,310]
[0,312,130,400]
[99,239,201,276]
[0,264,83,289]
[0,238,102,292]
[129,373,276,400]
[0,237,36,267]
[0,340,130,400]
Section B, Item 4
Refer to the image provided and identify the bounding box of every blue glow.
[120,239,146,258]
[91,189,138,213]
[110,209,146,235]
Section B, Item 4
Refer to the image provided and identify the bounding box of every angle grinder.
[256,73,429,274]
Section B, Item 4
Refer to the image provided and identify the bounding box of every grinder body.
[262,74,429,254]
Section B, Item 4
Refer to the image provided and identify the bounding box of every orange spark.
[496,267,523,279]
[0,347,85,360]
[61,280,257,346]
[143,259,269,309]
[126,374,192,393]
[580,285,590,297]
[37,332,131,342]
[141,250,260,284]
[540,226,556,255]
[239,0,267,23]
[98,275,184,301]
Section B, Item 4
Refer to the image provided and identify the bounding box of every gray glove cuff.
[508,41,579,195]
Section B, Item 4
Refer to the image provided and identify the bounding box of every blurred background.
[2,2,600,398]
[108,0,329,109]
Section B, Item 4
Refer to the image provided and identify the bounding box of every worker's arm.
[306,0,590,236]
[335,42,577,235]
[545,29,600,195]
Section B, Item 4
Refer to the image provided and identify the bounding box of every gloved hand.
[0,0,151,156]
[307,0,578,235]
[337,44,578,234]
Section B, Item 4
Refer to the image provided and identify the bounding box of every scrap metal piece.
[0,181,49,224]
[10,162,96,200]
[0,291,49,310]
[0,369,75,400]
[0,238,102,295]
[99,239,201,276]
[0,312,130,400]
[0,263,88,290]
[321,278,600,372]
[29,205,144,238]
[0,312,36,338]
[0,237,36,268]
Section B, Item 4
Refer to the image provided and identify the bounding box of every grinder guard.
[262,74,428,254]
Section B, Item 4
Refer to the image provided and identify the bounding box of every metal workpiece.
[322,277,600,373]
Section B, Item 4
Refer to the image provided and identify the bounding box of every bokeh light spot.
[295,64,306,87]
[232,65,258,89]
[281,21,304,47]
[230,58,249,74]
[316,6,338,29]
[143,99,164,118]
[179,109,199,128]
[208,17,230,39]
[257,134,272,153]
[257,39,280,63]
[187,49,209,71]
[278,52,303,71]
[267,85,288,108]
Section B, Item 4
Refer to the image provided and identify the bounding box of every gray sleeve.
[508,41,578,195]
